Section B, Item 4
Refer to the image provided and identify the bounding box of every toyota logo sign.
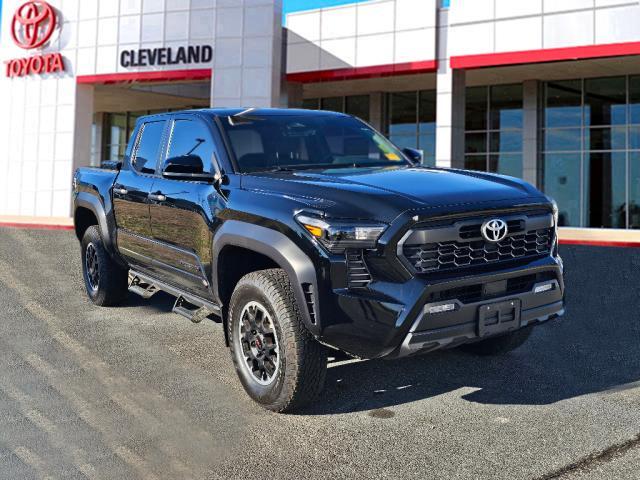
[5,0,65,78]
[11,1,57,50]
[481,219,508,243]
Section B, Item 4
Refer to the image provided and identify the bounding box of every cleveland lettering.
[120,45,213,68]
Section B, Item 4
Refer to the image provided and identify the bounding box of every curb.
[0,222,74,231]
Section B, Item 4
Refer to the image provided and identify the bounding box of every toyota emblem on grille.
[481,219,508,243]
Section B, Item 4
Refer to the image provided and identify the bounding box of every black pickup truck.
[73,108,565,412]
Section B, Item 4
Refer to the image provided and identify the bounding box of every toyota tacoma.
[73,108,565,412]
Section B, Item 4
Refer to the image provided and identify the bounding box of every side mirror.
[101,160,122,171]
[164,154,204,174]
[163,155,216,181]
[402,147,423,165]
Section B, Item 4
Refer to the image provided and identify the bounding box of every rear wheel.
[81,225,128,306]
[460,327,533,356]
[228,268,327,413]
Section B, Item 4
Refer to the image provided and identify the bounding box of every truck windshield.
[220,114,410,173]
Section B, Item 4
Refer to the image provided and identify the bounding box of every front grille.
[346,250,372,289]
[401,214,554,275]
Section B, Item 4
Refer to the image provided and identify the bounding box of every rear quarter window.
[132,121,165,174]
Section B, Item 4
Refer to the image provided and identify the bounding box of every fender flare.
[74,192,123,263]
[212,220,320,335]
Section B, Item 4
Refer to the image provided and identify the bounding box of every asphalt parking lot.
[0,227,638,480]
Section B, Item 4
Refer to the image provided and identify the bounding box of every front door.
[113,119,167,271]
[148,116,225,298]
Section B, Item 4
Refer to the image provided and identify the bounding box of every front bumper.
[391,279,563,359]
[316,256,565,359]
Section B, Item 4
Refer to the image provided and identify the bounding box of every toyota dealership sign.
[4,1,65,77]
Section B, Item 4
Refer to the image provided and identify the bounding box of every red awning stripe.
[450,41,640,70]
[286,60,437,83]
[77,69,212,84]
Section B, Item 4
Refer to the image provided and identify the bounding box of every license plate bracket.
[478,299,521,337]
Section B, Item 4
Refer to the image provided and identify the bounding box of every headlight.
[295,213,387,253]
[551,200,559,228]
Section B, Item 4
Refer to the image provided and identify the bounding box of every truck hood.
[241,166,546,222]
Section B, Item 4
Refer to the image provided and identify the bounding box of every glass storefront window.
[302,98,320,110]
[545,128,582,151]
[464,84,523,176]
[389,92,418,138]
[490,84,523,130]
[386,90,437,166]
[128,111,147,140]
[629,153,640,228]
[304,96,370,122]
[345,95,370,122]
[543,153,581,227]
[104,113,127,162]
[465,132,486,154]
[419,90,436,127]
[321,97,343,113]
[489,154,523,178]
[489,131,522,153]
[542,76,640,229]
[545,80,582,128]
[629,77,640,125]
[465,86,487,131]
[418,90,436,166]
[464,155,486,172]
[584,77,627,126]
[585,152,626,228]
[586,127,626,151]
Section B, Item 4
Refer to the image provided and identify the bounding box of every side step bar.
[173,296,214,324]
[128,270,222,323]
[128,276,159,299]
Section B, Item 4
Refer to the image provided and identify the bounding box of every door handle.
[148,192,167,202]
[114,186,128,195]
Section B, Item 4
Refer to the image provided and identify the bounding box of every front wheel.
[459,327,533,356]
[228,269,327,413]
[81,225,128,306]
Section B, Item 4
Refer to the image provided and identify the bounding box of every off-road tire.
[460,327,533,356]
[81,225,128,306]
[228,268,327,413]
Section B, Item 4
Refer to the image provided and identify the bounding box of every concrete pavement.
[0,227,638,479]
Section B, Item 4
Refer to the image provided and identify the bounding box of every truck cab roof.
[137,108,351,124]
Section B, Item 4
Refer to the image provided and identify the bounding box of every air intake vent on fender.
[302,283,317,324]
[346,250,372,289]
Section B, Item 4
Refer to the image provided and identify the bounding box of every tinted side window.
[132,121,165,174]
[164,120,214,173]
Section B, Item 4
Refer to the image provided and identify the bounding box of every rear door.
[113,119,168,270]
[147,115,225,298]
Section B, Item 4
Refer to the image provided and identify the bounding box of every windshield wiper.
[258,162,394,173]
[263,166,297,173]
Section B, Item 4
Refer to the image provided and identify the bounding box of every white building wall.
[449,0,640,57]
[0,0,80,217]
[286,0,437,74]
[0,0,282,218]
[211,0,283,108]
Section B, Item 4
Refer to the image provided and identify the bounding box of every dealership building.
[1,0,640,240]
